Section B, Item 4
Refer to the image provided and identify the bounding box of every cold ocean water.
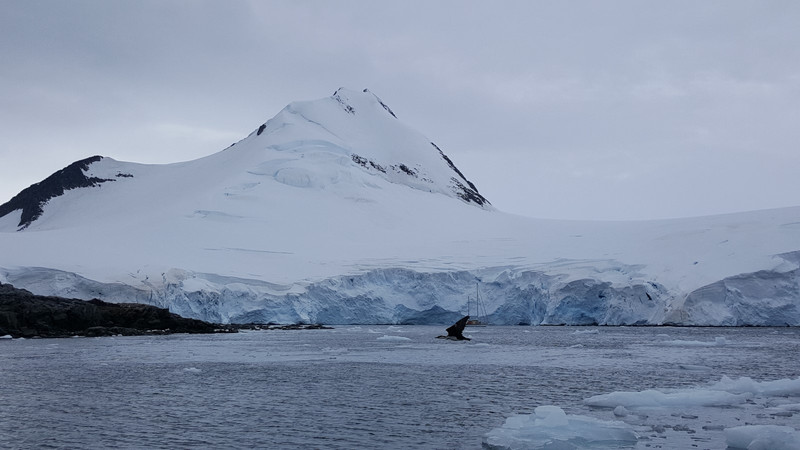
[1,326,799,449]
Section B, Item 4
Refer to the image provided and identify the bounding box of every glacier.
[0,88,799,326]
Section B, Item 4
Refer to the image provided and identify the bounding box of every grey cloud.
[1,1,799,219]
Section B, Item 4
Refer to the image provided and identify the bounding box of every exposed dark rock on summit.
[0,156,117,230]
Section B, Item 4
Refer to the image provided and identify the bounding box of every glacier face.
[0,265,662,325]
[0,88,799,326]
[669,251,800,326]
[3,259,798,326]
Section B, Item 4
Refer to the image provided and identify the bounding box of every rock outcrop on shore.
[0,282,224,338]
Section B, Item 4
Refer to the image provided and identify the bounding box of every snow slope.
[1,88,798,325]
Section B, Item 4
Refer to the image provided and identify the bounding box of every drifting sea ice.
[483,405,638,449]
[725,425,800,450]
[572,329,600,335]
[661,336,729,347]
[486,376,800,449]
[710,375,800,396]
[583,387,751,408]
[584,376,800,408]
[376,335,412,342]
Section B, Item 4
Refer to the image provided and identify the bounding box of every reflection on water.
[1,326,798,449]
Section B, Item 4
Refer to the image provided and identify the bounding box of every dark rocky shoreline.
[0,283,331,339]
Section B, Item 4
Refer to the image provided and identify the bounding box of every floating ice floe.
[483,405,638,449]
[572,329,599,335]
[725,425,800,450]
[584,387,751,408]
[661,336,728,346]
[322,347,348,355]
[488,376,800,449]
[0,334,13,339]
[709,375,800,397]
[183,367,202,373]
[613,405,629,417]
[376,335,411,342]
[584,376,800,409]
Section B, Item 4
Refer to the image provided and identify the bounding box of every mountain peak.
[0,88,490,232]
[330,87,398,119]
[244,88,490,208]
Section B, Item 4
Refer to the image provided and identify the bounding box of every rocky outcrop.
[0,282,224,338]
[431,142,490,207]
[0,156,116,230]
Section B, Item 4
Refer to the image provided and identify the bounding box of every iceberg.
[584,376,800,409]
[483,405,638,449]
[725,425,800,450]
[490,376,800,450]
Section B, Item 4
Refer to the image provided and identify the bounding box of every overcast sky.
[1,1,798,220]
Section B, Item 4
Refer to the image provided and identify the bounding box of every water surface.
[1,326,798,449]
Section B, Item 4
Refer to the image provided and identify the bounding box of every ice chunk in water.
[584,388,751,408]
[376,335,411,342]
[483,405,638,449]
[725,425,800,450]
[710,375,800,396]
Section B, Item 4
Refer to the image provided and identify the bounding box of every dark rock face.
[362,88,398,118]
[0,156,115,230]
[431,142,490,207]
[333,89,356,114]
[350,144,491,209]
[352,154,387,173]
[0,283,222,338]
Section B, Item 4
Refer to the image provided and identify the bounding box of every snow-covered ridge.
[242,87,489,208]
[0,88,799,325]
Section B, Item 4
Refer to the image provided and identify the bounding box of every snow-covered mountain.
[1,88,798,326]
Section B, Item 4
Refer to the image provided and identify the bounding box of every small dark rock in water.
[0,282,227,338]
